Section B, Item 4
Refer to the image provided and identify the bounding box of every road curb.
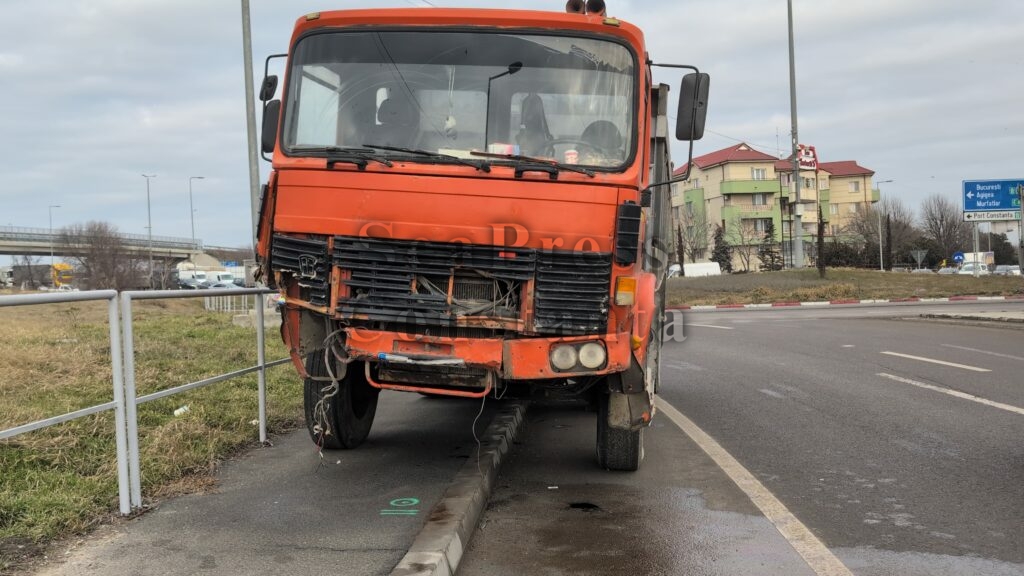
[668,294,1023,311]
[389,400,528,576]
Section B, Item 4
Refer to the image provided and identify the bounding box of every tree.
[848,197,917,267]
[59,221,146,290]
[884,214,893,271]
[678,209,711,264]
[710,225,733,273]
[816,206,826,278]
[726,216,759,272]
[919,194,971,261]
[675,225,686,273]
[984,232,1018,265]
[757,220,783,271]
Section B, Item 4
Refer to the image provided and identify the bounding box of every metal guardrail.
[0,287,288,515]
[0,290,131,514]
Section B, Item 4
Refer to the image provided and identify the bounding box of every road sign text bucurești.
[962,179,1022,222]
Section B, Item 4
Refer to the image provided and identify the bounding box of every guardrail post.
[120,293,143,509]
[108,294,131,515]
[256,294,267,444]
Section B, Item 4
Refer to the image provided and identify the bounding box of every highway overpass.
[0,225,201,260]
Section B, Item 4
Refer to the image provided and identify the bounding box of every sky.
[1,0,1022,249]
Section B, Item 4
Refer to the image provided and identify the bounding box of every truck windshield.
[282,30,636,171]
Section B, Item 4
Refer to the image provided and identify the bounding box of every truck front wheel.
[596,391,643,471]
[304,354,379,449]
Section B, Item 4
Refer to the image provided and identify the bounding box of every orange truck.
[255,0,709,470]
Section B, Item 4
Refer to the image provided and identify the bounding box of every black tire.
[304,353,379,450]
[595,391,643,471]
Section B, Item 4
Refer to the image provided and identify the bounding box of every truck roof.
[290,8,644,49]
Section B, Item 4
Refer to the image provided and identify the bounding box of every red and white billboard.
[797,144,818,170]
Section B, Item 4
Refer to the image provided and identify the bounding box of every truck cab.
[256,3,708,470]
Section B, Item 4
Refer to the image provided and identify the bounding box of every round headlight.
[550,345,578,371]
[578,342,606,369]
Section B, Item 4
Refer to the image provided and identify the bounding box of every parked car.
[993,265,1021,276]
[207,282,241,289]
[937,267,958,275]
[958,263,990,276]
[178,278,207,290]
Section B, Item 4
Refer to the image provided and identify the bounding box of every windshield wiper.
[292,146,393,170]
[470,151,595,178]
[362,144,491,173]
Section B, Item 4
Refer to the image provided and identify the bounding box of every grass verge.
[0,297,301,572]
[667,268,1024,306]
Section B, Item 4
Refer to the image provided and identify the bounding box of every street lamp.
[142,174,156,287]
[48,204,61,270]
[876,179,893,271]
[786,0,804,269]
[188,176,205,250]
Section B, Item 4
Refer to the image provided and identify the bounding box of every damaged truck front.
[255,3,708,470]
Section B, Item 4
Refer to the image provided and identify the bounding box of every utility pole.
[142,174,156,288]
[48,204,61,271]
[241,0,261,249]
[876,180,892,271]
[188,176,204,250]
[787,0,803,268]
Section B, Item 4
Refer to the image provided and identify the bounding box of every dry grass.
[667,268,1024,306]
[0,296,301,572]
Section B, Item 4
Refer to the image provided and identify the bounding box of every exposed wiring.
[472,386,487,476]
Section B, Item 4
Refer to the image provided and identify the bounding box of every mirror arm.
[642,62,705,204]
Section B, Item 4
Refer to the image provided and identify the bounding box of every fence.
[0,287,288,515]
[204,293,260,313]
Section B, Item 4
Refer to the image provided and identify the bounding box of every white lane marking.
[941,344,1024,363]
[687,323,734,330]
[877,373,1024,416]
[656,398,855,576]
[759,389,785,399]
[841,345,855,348]
[880,351,991,373]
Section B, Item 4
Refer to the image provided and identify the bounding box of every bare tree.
[678,209,711,263]
[919,194,971,261]
[726,216,760,272]
[59,221,145,290]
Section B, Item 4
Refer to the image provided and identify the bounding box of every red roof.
[673,143,777,176]
[818,161,874,177]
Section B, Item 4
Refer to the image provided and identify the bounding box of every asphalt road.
[659,302,1024,575]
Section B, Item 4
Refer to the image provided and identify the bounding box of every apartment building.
[671,143,878,268]
[815,161,878,236]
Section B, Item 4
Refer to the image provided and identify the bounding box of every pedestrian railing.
[0,288,288,515]
[203,293,258,313]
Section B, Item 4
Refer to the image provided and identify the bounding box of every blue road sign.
[952,252,965,263]
[962,179,1022,222]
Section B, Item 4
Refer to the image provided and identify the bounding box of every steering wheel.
[547,138,614,158]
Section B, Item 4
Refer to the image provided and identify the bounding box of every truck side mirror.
[262,100,281,154]
[676,73,710,141]
[259,75,279,102]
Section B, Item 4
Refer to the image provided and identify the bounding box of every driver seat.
[516,93,553,156]
[581,120,622,153]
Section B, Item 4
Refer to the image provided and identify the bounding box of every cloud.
[1,0,1022,248]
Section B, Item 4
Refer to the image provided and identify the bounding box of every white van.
[667,262,722,278]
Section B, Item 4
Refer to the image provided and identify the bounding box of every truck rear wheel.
[304,354,379,450]
[596,391,643,471]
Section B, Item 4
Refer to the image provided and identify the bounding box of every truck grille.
[270,234,330,306]
[534,251,612,334]
[333,237,534,324]
[272,234,612,335]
